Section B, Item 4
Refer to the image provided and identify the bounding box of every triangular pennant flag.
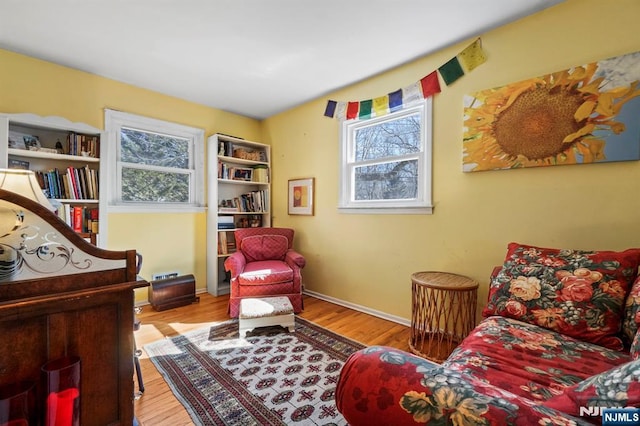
[335,102,347,120]
[373,95,389,117]
[438,57,465,86]
[457,38,487,72]
[346,101,360,120]
[324,100,337,118]
[388,89,403,111]
[420,71,441,98]
[402,82,423,105]
[359,99,373,119]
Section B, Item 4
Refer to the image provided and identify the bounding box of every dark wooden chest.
[148,274,200,311]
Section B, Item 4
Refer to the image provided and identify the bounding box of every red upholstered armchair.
[224,227,305,317]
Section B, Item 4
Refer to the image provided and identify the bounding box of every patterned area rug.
[144,317,365,425]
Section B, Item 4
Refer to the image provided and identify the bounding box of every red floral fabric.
[483,243,640,350]
[623,276,640,345]
[631,330,640,360]
[545,358,640,424]
[444,316,630,402]
[336,346,593,426]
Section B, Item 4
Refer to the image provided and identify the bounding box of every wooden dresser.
[0,189,148,425]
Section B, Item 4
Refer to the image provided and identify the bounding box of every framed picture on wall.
[288,178,314,215]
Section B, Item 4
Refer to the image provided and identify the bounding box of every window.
[339,99,433,214]
[104,110,205,212]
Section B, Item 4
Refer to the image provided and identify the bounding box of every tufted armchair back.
[235,228,294,262]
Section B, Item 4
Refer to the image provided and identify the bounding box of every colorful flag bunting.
[324,100,337,118]
[388,89,403,112]
[438,57,465,86]
[335,102,347,120]
[457,38,487,72]
[402,82,423,106]
[373,95,389,116]
[324,38,487,119]
[359,99,373,119]
[420,71,441,98]
[346,101,360,120]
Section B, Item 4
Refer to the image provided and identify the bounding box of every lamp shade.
[0,169,55,211]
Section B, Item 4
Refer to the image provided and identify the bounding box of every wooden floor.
[133,292,411,425]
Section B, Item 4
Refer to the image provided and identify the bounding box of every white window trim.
[338,99,433,214]
[104,109,205,213]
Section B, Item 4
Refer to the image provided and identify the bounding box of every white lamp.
[0,169,55,211]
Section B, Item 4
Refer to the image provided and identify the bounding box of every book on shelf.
[218,231,228,255]
[56,205,99,234]
[73,206,83,232]
[67,132,100,157]
[234,190,267,213]
[34,167,98,200]
[218,216,234,229]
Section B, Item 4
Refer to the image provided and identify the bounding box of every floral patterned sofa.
[336,243,640,425]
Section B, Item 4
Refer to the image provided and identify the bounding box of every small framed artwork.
[288,178,314,215]
[233,167,253,181]
[8,159,30,170]
[23,135,41,151]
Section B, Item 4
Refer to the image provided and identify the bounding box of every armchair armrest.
[336,346,590,426]
[224,251,247,278]
[285,249,306,269]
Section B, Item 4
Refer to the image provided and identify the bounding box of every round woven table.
[409,271,478,363]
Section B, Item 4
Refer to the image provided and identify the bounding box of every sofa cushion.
[444,316,630,402]
[337,346,592,426]
[483,243,640,350]
[545,358,640,423]
[623,275,640,345]
[240,235,288,262]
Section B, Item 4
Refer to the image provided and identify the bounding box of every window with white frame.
[104,109,205,212]
[339,99,433,214]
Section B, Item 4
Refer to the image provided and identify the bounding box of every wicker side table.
[409,271,478,363]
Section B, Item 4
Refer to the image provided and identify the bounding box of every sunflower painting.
[463,51,640,172]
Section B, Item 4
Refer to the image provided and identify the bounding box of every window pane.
[354,160,418,200]
[354,113,421,161]
[121,127,189,168]
[122,168,189,202]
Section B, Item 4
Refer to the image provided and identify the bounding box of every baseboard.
[303,289,411,327]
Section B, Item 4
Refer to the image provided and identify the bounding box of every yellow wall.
[2,0,639,318]
[263,0,640,321]
[0,49,262,302]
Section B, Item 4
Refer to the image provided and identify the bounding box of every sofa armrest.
[224,251,246,278]
[336,346,590,426]
[285,249,306,269]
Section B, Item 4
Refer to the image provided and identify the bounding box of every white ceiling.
[0,0,563,120]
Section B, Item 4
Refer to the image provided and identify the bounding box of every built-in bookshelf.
[206,133,271,296]
[0,113,106,246]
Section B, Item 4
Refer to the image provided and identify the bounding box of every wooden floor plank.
[134,293,411,424]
